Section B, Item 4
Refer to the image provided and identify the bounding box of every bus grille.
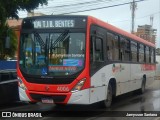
[24,76,74,84]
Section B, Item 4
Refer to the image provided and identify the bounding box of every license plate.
[41,98,54,104]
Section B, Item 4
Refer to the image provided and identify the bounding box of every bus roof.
[22,15,155,48]
[88,16,155,48]
[23,15,88,20]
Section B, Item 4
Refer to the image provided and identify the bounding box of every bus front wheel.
[29,101,37,104]
[100,84,113,108]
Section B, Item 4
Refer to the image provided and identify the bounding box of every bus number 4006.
[57,86,69,92]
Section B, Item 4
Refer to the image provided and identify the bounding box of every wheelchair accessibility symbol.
[42,68,47,75]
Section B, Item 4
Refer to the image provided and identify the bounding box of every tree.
[0,25,17,59]
[0,0,48,59]
[0,0,48,20]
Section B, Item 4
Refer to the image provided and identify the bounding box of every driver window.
[95,38,104,61]
[90,36,104,62]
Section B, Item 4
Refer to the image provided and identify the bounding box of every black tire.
[139,77,146,94]
[55,103,65,107]
[100,84,113,108]
[29,101,37,104]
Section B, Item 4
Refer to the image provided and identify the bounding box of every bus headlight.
[71,78,86,93]
[17,77,27,90]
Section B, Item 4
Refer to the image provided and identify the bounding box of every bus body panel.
[90,63,131,95]
[88,16,155,48]
[68,89,90,104]
[89,63,155,103]
[89,86,107,104]
[19,84,90,104]
[17,15,156,105]
[130,64,142,91]
[19,87,31,101]
[89,63,130,103]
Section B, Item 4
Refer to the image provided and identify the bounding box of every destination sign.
[33,20,75,28]
[22,16,87,29]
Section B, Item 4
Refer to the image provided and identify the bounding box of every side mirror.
[5,36,10,48]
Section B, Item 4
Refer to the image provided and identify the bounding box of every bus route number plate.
[41,98,54,104]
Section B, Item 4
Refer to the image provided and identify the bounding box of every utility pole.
[150,15,153,42]
[130,0,137,34]
[150,15,153,28]
[150,15,157,44]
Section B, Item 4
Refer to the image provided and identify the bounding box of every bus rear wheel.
[100,84,113,108]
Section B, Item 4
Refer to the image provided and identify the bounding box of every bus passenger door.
[90,33,107,103]
[90,35,106,81]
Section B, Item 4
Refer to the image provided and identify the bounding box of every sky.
[18,0,160,48]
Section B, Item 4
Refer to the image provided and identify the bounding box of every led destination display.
[22,16,87,29]
[33,20,75,28]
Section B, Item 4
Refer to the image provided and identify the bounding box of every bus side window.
[107,33,119,61]
[145,46,150,63]
[90,36,94,62]
[150,48,154,63]
[95,38,104,61]
[90,36,104,62]
[153,49,156,63]
[131,41,138,62]
[139,44,145,63]
[120,37,130,61]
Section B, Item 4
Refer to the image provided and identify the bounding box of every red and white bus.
[17,15,156,107]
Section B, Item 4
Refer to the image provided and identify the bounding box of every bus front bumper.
[19,87,90,105]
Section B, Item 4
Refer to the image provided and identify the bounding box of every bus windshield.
[19,30,85,76]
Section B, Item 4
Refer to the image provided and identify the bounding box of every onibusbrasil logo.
[1,112,42,118]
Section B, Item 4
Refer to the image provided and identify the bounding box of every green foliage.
[5,28,18,58]
[0,24,8,59]
[0,25,17,59]
[0,0,48,59]
[0,0,48,19]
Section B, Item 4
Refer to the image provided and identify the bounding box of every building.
[7,11,45,41]
[6,19,22,58]
[7,11,45,40]
[27,11,45,17]
[7,19,22,39]
[134,25,157,44]
[6,12,45,58]
[7,11,45,34]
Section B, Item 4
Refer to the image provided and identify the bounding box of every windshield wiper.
[45,36,49,68]
[34,32,45,48]
[50,30,69,49]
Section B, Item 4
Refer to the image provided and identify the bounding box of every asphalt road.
[0,80,160,120]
